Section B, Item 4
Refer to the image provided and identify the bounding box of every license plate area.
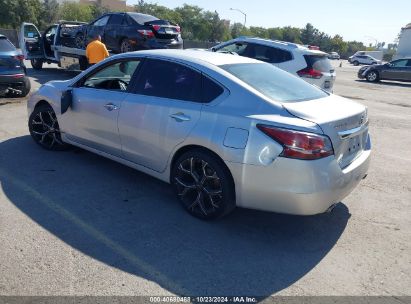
[338,131,367,168]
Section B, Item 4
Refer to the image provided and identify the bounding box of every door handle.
[169,112,191,122]
[104,103,119,111]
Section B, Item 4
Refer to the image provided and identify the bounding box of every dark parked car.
[74,12,183,53]
[358,58,411,82]
[0,34,30,97]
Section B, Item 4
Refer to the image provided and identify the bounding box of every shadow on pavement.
[355,79,411,88]
[0,135,350,297]
[26,67,80,85]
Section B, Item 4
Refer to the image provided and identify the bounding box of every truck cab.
[19,22,88,71]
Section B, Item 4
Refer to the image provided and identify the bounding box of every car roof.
[115,49,260,66]
[230,37,328,55]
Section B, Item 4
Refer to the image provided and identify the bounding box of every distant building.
[394,23,411,60]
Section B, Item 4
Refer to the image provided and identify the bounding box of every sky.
[127,0,410,45]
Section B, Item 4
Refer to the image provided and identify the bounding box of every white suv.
[349,54,382,66]
[211,37,336,92]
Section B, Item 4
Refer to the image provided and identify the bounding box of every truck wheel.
[31,59,43,70]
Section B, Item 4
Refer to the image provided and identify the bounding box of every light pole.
[230,8,247,27]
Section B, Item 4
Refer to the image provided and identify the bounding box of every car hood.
[43,79,72,91]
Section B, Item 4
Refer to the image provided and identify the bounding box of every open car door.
[19,23,45,59]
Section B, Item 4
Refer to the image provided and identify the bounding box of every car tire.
[120,39,133,53]
[75,32,86,49]
[28,104,69,151]
[21,77,31,97]
[171,149,236,220]
[353,61,359,66]
[366,70,379,82]
[31,59,43,70]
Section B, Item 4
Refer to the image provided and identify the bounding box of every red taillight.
[257,125,334,160]
[297,67,323,79]
[14,55,25,61]
[13,74,25,78]
[137,29,155,38]
[152,25,161,31]
[175,26,181,33]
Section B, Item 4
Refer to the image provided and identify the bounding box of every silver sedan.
[27,50,371,219]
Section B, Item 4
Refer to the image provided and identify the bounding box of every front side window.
[82,60,141,91]
[24,25,40,38]
[134,59,202,102]
[216,42,248,55]
[221,63,328,103]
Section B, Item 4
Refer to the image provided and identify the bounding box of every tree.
[300,23,317,45]
[282,26,302,43]
[90,0,110,20]
[40,0,60,29]
[0,0,42,29]
[59,2,93,23]
[267,27,283,41]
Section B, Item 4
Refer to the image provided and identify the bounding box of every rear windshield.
[304,55,333,72]
[127,13,159,25]
[221,63,328,102]
[0,38,16,52]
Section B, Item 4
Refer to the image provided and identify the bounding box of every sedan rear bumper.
[226,135,371,215]
[0,75,29,94]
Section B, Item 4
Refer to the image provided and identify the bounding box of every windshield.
[0,38,16,52]
[221,63,328,102]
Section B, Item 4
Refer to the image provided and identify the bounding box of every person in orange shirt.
[85,34,109,66]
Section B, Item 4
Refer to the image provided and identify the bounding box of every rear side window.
[202,76,224,103]
[304,55,333,72]
[0,38,16,51]
[108,14,124,25]
[93,15,110,27]
[135,59,202,102]
[245,44,292,63]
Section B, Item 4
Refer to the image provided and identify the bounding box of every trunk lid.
[144,20,180,39]
[283,94,369,168]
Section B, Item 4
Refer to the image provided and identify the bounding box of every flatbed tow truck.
[20,21,90,71]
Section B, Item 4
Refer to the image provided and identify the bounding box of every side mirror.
[61,89,73,114]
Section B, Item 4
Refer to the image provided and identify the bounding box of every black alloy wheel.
[28,104,69,150]
[172,150,235,220]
